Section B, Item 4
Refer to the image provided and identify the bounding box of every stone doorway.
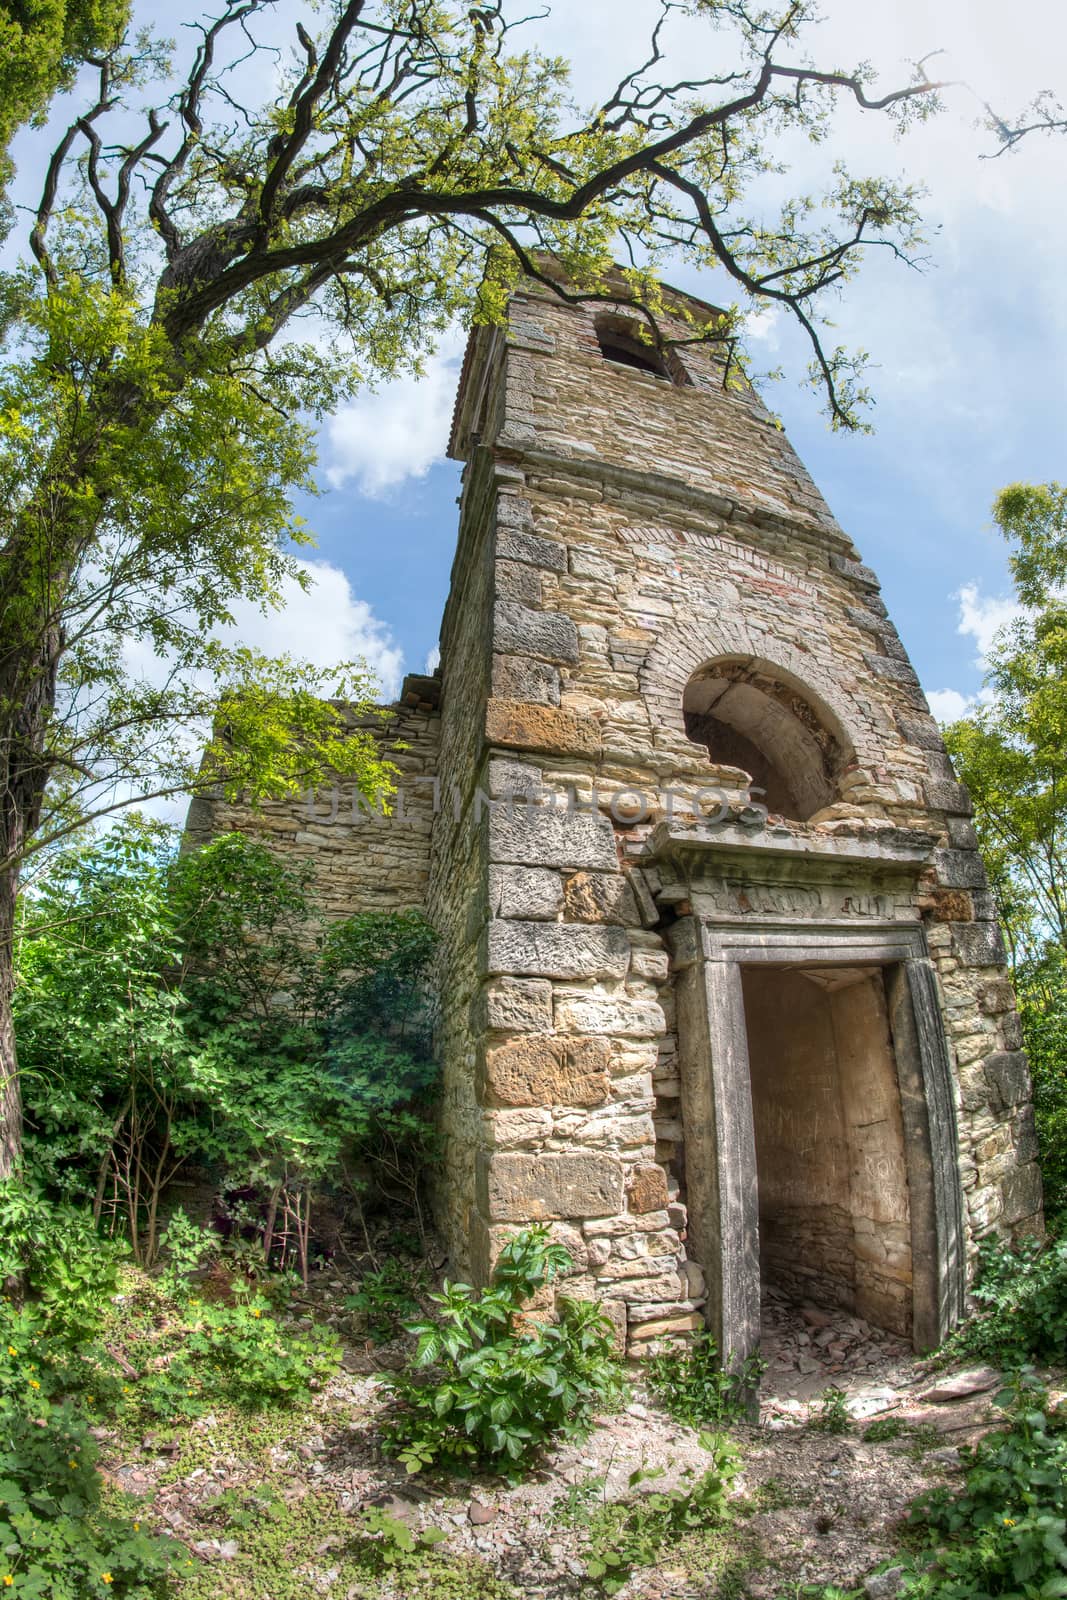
[742,964,913,1339]
[670,912,968,1375]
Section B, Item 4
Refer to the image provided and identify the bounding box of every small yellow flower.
[3,1575,14,1587]
[6,1346,16,1357]
[68,1460,78,1469]
[1004,1517,1016,1526]
[28,1379,40,1390]
[101,1573,114,1585]
[133,1522,140,1532]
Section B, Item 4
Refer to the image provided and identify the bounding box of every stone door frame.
[673,918,967,1368]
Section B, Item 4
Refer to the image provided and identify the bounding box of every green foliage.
[864,1415,906,1444]
[943,1235,1067,1368]
[0,1187,178,1597]
[15,825,439,1267]
[895,1371,1067,1599]
[382,1226,625,1476]
[0,0,128,226]
[344,1260,424,1345]
[171,1482,520,1600]
[645,1332,765,1428]
[811,1387,852,1436]
[108,1270,340,1424]
[944,480,1067,964]
[581,1434,742,1595]
[1018,957,1067,1224]
[0,1398,179,1598]
[0,1181,121,1348]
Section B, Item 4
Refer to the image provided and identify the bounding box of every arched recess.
[682,657,853,822]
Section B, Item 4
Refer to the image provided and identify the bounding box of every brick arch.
[641,623,858,757]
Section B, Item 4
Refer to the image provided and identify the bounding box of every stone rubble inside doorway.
[759,1285,913,1408]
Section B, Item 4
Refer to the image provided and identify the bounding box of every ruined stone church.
[189,267,1042,1366]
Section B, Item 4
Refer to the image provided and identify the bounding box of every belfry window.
[683,659,848,822]
[595,315,672,379]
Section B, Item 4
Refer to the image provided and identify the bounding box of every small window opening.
[595,315,672,379]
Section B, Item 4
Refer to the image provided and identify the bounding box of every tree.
[0,0,948,1175]
[944,483,1067,965]
[0,0,130,226]
[944,482,1067,1221]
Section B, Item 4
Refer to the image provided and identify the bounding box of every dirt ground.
[98,1278,1049,1600]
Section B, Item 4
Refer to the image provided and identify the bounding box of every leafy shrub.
[15,824,441,1273]
[947,1234,1067,1366]
[0,1395,180,1597]
[0,1182,122,1349]
[811,1387,852,1435]
[111,1272,340,1421]
[645,1331,765,1427]
[345,1259,423,1344]
[582,1434,741,1595]
[382,1227,625,1476]
[894,1370,1067,1599]
[1020,966,1067,1225]
[0,1187,179,1597]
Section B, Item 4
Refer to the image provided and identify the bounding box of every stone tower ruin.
[191,267,1042,1365]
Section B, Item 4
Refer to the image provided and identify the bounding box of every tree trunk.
[0,631,61,1179]
[0,864,22,1181]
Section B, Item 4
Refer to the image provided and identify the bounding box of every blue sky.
[288,1,1067,720]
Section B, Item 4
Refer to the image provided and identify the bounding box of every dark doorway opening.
[741,964,913,1338]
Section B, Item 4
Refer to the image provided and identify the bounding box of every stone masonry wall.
[433,275,1041,1354]
[184,699,440,919]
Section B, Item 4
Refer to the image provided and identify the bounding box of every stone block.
[627,868,660,927]
[999,1162,1043,1226]
[496,524,567,572]
[864,653,921,686]
[494,600,578,662]
[628,1163,670,1215]
[483,1108,554,1148]
[495,559,542,605]
[489,865,564,920]
[930,888,973,923]
[984,1051,1031,1109]
[947,817,979,849]
[477,1151,625,1221]
[486,920,631,980]
[1012,1105,1040,1165]
[627,1312,704,1343]
[482,1036,611,1108]
[563,871,639,926]
[830,554,881,589]
[482,977,554,1033]
[490,805,618,871]
[596,1298,628,1355]
[555,989,666,1038]
[492,653,560,706]
[978,978,1016,1015]
[953,922,1007,967]
[925,779,973,815]
[485,698,601,757]
[897,714,944,751]
[1001,1011,1023,1050]
[630,946,670,983]
[933,848,987,890]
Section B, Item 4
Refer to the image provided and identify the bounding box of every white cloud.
[323,329,467,496]
[923,577,1027,720]
[222,559,405,700]
[424,645,441,674]
[927,687,973,724]
[956,581,1025,664]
